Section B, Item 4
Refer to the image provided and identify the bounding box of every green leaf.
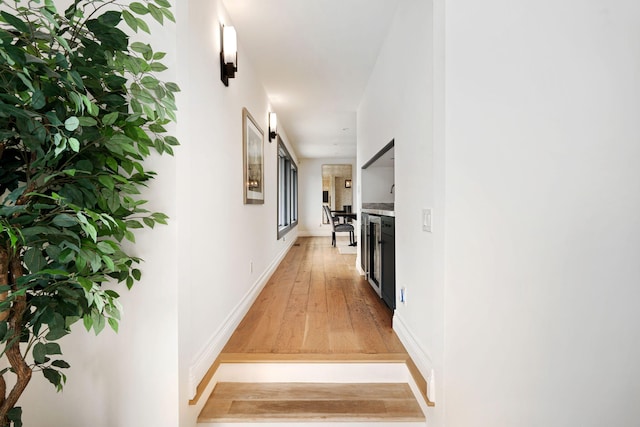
[32,90,46,109]
[130,2,149,14]
[69,70,85,89]
[122,10,138,32]
[68,137,80,152]
[7,406,22,427]
[101,254,115,271]
[141,76,159,89]
[78,117,97,127]
[165,136,179,146]
[132,269,142,281]
[98,175,115,190]
[136,18,150,34]
[166,82,180,93]
[83,315,93,332]
[69,92,83,113]
[155,0,172,7]
[148,4,163,23]
[106,157,119,172]
[160,7,175,23]
[97,241,116,254]
[87,101,99,117]
[92,313,106,335]
[64,116,80,131]
[97,10,122,27]
[108,317,119,333]
[131,42,151,55]
[124,230,136,243]
[45,328,68,341]
[79,221,98,243]
[51,360,71,369]
[103,112,119,126]
[53,214,77,228]
[75,255,87,272]
[16,73,34,92]
[45,112,63,126]
[130,97,142,114]
[45,342,62,355]
[42,368,62,388]
[33,343,47,364]
[0,11,29,32]
[24,247,47,273]
[150,62,168,72]
[59,248,76,264]
[107,190,120,212]
[150,124,167,133]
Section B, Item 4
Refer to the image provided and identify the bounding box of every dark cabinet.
[381,216,395,310]
[361,212,395,310]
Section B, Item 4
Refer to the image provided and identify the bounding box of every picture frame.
[242,107,264,204]
[344,179,352,188]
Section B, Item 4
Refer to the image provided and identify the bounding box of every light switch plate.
[422,208,432,232]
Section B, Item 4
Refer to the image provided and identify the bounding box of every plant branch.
[68,0,118,47]
[0,257,32,424]
[0,374,5,413]
[0,248,8,323]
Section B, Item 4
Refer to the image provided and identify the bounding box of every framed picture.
[344,179,352,188]
[242,107,264,204]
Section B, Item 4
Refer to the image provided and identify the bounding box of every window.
[277,139,298,238]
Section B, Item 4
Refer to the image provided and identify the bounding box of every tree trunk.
[0,255,32,425]
[0,248,8,321]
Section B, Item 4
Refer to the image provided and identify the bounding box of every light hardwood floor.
[199,382,425,422]
[191,237,428,422]
[197,237,427,422]
[221,236,406,358]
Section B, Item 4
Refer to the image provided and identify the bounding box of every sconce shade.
[223,26,237,64]
[268,112,278,142]
[221,25,238,86]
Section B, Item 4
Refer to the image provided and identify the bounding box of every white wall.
[357,0,441,423]
[362,0,640,425]
[298,157,356,237]
[443,0,640,425]
[177,0,298,425]
[22,1,300,426]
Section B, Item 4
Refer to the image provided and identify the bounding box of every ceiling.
[222,0,401,159]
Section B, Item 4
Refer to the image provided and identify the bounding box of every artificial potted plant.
[0,0,178,424]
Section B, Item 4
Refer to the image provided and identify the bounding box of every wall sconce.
[345,179,352,188]
[220,25,237,86]
[268,112,278,142]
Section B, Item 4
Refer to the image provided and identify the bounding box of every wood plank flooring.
[196,237,428,424]
[199,382,425,422]
[221,237,406,357]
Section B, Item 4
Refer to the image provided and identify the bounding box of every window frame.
[277,138,298,239]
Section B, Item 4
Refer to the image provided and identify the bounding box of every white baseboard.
[392,313,435,403]
[187,239,295,399]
